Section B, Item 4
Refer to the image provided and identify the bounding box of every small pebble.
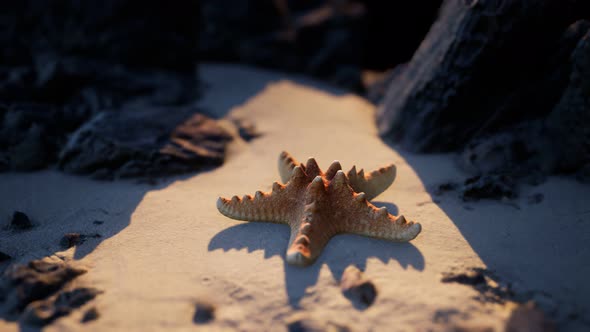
[11,211,33,230]
[340,265,377,308]
[93,220,104,225]
[0,251,11,262]
[81,307,100,323]
[441,269,486,286]
[61,233,82,249]
[527,193,544,205]
[193,300,215,324]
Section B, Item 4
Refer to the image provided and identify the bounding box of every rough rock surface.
[0,0,200,173]
[20,287,102,326]
[0,256,86,314]
[377,1,588,153]
[200,0,441,92]
[59,107,233,180]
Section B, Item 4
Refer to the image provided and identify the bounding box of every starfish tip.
[286,250,313,267]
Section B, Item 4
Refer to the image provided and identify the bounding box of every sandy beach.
[1,64,589,331]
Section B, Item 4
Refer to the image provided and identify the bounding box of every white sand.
[1,64,589,331]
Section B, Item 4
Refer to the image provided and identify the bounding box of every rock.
[286,313,351,332]
[20,287,102,326]
[232,118,262,142]
[92,220,104,225]
[505,302,556,332]
[192,300,215,324]
[59,108,233,179]
[0,251,11,263]
[441,269,486,286]
[60,233,101,249]
[441,268,514,304]
[0,0,200,173]
[377,1,588,152]
[461,174,517,201]
[527,193,545,205]
[81,306,100,323]
[340,265,377,309]
[0,256,86,312]
[433,182,459,196]
[544,23,590,173]
[10,211,33,230]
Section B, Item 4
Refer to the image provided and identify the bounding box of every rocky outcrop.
[0,0,200,173]
[377,0,589,179]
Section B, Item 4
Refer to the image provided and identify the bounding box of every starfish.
[216,151,421,267]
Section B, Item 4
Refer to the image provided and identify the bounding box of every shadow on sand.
[208,217,424,307]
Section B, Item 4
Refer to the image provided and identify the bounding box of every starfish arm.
[347,164,396,201]
[278,151,299,183]
[285,200,337,267]
[342,193,421,242]
[217,165,311,224]
[217,182,295,224]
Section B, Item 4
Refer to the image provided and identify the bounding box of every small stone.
[21,287,102,326]
[193,300,215,324]
[81,307,100,323]
[286,313,350,332]
[433,182,459,196]
[1,256,87,312]
[60,233,82,249]
[11,211,33,230]
[60,233,101,249]
[441,269,486,286]
[461,174,517,201]
[92,220,104,225]
[0,251,11,262]
[340,265,377,309]
[527,193,544,205]
[505,301,556,332]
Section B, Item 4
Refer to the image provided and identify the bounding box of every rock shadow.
[392,147,590,326]
[208,222,424,307]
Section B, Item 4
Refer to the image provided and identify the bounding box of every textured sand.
[1,64,589,331]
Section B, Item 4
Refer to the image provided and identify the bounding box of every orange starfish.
[216,151,421,267]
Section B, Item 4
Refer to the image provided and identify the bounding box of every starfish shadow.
[208,223,424,307]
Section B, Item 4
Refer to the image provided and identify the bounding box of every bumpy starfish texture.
[216,152,421,267]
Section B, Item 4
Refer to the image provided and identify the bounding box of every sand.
[1,63,589,331]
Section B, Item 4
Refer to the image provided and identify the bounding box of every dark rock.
[0,0,200,173]
[81,307,100,323]
[340,265,377,309]
[441,269,486,286]
[60,233,101,249]
[10,211,33,230]
[232,118,261,142]
[193,300,215,324]
[441,267,514,304]
[0,251,11,262]
[286,313,351,332]
[505,302,556,332]
[92,220,104,225]
[60,233,82,249]
[527,193,545,205]
[377,1,588,152]
[461,174,517,201]
[433,182,459,196]
[0,256,86,312]
[59,108,233,179]
[21,287,102,326]
[544,23,590,174]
